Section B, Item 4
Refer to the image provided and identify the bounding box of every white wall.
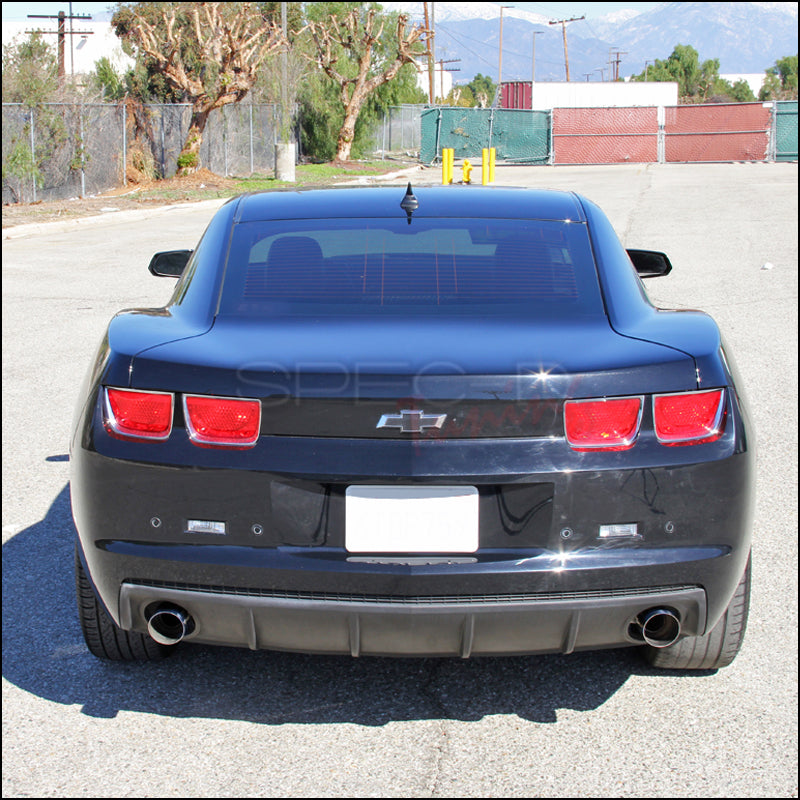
[415,62,454,102]
[527,81,679,110]
[720,74,766,96]
[2,20,133,78]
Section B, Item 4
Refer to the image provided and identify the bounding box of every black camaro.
[70,185,754,669]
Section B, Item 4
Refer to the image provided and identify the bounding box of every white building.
[719,74,766,97]
[415,61,454,102]
[1,19,132,78]
[535,81,678,110]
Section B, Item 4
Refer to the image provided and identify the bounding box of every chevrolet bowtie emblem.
[376,409,447,434]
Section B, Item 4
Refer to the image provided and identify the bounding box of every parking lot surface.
[2,162,797,798]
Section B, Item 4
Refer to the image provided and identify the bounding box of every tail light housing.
[104,388,173,440]
[564,396,643,451]
[183,394,261,448]
[654,388,726,445]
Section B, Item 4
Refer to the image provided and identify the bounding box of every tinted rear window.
[217,218,603,318]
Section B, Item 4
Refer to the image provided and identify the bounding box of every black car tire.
[644,552,751,670]
[75,545,171,661]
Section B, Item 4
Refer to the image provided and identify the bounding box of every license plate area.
[345,486,479,553]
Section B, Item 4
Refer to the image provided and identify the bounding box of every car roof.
[233,185,587,224]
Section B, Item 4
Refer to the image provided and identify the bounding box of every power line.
[548,16,584,82]
[609,50,628,81]
[27,9,93,80]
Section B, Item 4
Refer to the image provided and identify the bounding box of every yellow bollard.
[489,147,496,183]
[442,148,455,184]
[462,159,473,184]
[481,148,489,185]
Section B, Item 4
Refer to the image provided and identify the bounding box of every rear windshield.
[217,218,603,318]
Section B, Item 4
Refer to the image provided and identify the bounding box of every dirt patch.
[1,170,237,228]
[2,162,421,229]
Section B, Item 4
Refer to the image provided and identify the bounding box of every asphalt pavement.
[2,162,797,798]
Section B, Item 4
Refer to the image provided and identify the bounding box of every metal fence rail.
[2,102,281,205]
[553,107,658,164]
[663,103,772,162]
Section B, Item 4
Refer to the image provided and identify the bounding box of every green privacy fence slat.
[420,107,550,165]
[775,101,798,162]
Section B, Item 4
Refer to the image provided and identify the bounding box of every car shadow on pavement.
[3,483,709,725]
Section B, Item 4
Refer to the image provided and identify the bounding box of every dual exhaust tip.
[145,603,681,649]
[147,604,194,645]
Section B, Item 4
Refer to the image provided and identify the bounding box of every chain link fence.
[372,105,423,158]
[409,101,796,166]
[663,102,772,162]
[553,107,659,164]
[2,102,282,205]
[775,101,798,162]
[2,103,124,204]
[419,106,551,165]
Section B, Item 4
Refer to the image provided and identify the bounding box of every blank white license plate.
[345,486,479,553]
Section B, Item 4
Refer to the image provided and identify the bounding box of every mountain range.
[384,2,798,84]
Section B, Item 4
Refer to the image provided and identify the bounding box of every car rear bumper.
[119,580,707,657]
[71,389,754,657]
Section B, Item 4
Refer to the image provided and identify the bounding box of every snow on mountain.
[386,2,798,83]
[381,2,550,26]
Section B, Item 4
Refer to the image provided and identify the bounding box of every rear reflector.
[105,388,173,440]
[564,396,643,451]
[183,394,261,448]
[654,388,725,445]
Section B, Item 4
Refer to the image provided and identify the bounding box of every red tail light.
[183,394,261,448]
[105,388,173,440]
[564,396,643,451]
[654,389,726,445]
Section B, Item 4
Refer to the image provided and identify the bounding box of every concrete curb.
[334,164,429,185]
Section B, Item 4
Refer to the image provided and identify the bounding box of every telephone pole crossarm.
[548,15,584,82]
[27,11,93,79]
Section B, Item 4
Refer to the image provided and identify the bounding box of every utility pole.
[423,2,435,104]
[644,60,653,81]
[531,30,543,83]
[609,49,627,81]
[281,2,288,133]
[530,29,543,111]
[548,16,584,82]
[437,58,461,102]
[27,10,93,81]
[497,6,514,106]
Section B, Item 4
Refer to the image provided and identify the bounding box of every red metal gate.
[664,103,771,162]
[552,107,658,164]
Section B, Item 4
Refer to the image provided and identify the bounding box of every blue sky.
[1,2,663,22]
[1,2,116,20]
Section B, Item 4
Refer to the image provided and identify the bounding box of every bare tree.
[113,2,286,173]
[303,6,427,163]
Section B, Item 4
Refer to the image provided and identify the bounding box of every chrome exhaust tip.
[147,604,194,645]
[637,607,681,648]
